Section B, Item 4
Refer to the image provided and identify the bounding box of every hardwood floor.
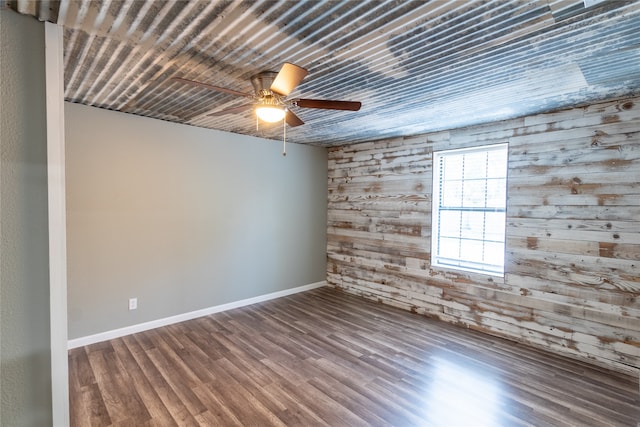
[69,287,640,426]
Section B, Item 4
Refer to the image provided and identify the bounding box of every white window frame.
[431,143,508,277]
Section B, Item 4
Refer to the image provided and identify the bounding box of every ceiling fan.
[171,63,362,128]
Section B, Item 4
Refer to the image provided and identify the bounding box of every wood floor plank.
[190,389,243,427]
[307,371,397,426]
[69,347,98,389]
[279,379,370,427]
[70,287,640,426]
[122,335,200,427]
[69,382,112,427]
[85,344,152,425]
[261,382,331,426]
[143,346,206,419]
[202,374,281,426]
[110,339,179,427]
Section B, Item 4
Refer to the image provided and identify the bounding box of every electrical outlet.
[129,298,137,310]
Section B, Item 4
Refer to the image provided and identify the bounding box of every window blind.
[432,144,508,276]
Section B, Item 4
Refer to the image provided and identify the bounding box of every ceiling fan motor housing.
[251,71,279,98]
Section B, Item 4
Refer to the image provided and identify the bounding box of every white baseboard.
[68,281,326,349]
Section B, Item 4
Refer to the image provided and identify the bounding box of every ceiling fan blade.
[296,99,361,111]
[270,63,308,96]
[171,77,252,98]
[285,110,304,127]
[207,104,254,116]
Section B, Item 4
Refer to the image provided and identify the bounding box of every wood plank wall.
[327,96,640,375]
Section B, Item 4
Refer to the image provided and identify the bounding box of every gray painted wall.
[65,103,328,339]
[0,10,53,426]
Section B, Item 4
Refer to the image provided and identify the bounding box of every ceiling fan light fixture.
[176,63,360,130]
[255,105,286,122]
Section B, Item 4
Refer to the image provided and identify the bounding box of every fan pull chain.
[282,115,287,156]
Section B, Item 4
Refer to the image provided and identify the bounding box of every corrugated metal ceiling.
[6,0,640,146]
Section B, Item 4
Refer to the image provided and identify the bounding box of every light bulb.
[256,106,285,123]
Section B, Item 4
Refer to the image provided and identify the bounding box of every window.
[431,143,508,276]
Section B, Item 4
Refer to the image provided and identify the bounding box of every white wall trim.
[68,281,326,349]
[45,21,69,427]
